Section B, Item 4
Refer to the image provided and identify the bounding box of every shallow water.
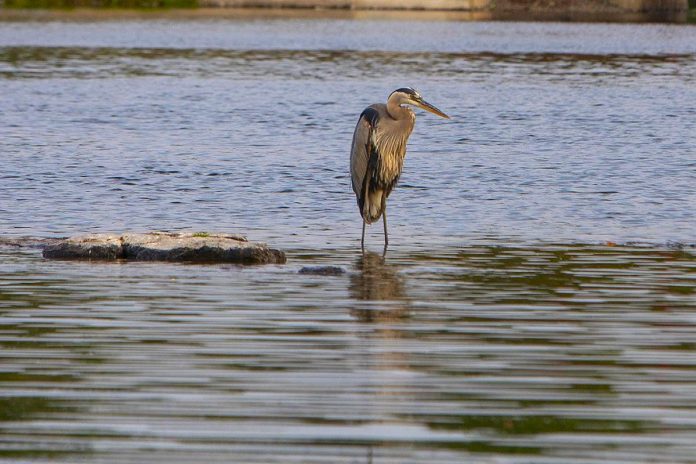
[1,16,696,463]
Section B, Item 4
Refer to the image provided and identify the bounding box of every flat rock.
[298,265,346,276]
[43,232,286,264]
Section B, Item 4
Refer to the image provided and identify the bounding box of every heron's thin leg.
[382,208,389,249]
[361,220,366,251]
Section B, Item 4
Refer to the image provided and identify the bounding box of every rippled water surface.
[1,15,695,463]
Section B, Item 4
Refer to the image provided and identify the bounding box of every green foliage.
[192,231,210,237]
[2,0,197,8]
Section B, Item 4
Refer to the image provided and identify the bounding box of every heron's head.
[388,87,450,119]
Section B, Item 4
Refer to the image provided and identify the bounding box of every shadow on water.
[0,392,88,459]
[0,400,83,459]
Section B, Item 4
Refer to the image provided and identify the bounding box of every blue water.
[1,19,695,248]
[1,15,695,464]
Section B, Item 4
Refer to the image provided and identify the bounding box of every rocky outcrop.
[42,232,286,264]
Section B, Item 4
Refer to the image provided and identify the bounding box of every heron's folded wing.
[350,108,380,202]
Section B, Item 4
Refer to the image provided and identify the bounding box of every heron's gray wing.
[350,108,380,214]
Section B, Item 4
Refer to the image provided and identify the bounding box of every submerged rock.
[0,236,62,249]
[298,265,346,276]
[43,232,286,264]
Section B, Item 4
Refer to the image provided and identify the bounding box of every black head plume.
[390,87,421,100]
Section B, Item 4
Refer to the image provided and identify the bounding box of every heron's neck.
[386,101,413,121]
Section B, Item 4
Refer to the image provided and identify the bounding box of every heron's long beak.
[415,99,450,119]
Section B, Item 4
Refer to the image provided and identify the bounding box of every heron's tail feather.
[362,189,384,224]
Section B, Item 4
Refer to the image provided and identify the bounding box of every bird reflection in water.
[349,254,413,457]
[349,251,409,322]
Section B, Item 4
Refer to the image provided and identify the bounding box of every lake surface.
[1,15,695,463]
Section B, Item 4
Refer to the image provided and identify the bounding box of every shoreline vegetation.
[0,0,694,23]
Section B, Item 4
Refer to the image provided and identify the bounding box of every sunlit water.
[1,16,695,463]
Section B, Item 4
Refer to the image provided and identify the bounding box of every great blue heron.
[350,87,450,250]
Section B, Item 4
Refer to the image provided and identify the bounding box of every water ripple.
[0,245,694,462]
[1,47,695,81]
[1,18,696,463]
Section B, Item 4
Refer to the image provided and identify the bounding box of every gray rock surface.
[298,265,346,276]
[43,232,286,264]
